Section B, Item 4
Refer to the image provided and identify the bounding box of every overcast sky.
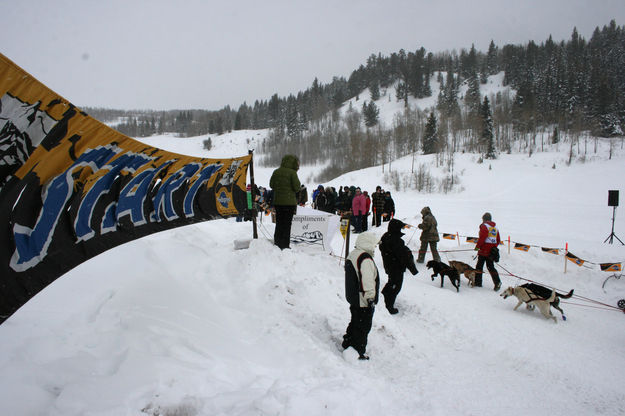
[2,0,625,111]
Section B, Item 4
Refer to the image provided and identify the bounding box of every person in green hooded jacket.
[416,206,441,263]
[269,155,301,249]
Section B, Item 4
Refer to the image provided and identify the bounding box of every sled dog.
[500,283,574,322]
[448,260,479,287]
[426,260,460,292]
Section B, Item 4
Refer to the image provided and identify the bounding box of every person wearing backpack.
[379,219,419,314]
[475,212,502,291]
[342,232,380,360]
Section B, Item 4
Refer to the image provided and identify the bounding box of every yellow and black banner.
[442,233,456,240]
[466,236,478,244]
[0,54,251,323]
[565,252,585,266]
[514,243,530,252]
[600,263,622,272]
[541,247,559,255]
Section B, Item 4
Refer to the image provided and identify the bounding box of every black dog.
[426,260,460,292]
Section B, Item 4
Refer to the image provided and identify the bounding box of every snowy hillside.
[1,84,625,415]
[340,72,513,128]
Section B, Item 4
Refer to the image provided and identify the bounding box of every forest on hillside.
[86,21,625,183]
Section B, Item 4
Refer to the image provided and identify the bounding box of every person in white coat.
[342,232,380,360]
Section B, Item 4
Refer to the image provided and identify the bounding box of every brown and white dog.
[500,283,574,322]
[448,260,480,287]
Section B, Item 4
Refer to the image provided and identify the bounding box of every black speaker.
[608,190,619,207]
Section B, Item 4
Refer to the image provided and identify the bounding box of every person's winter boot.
[358,354,370,360]
[341,335,351,349]
[386,304,399,315]
[494,282,501,291]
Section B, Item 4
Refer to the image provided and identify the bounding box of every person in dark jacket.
[312,185,324,209]
[269,155,301,250]
[337,187,351,216]
[379,219,418,314]
[475,212,502,290]
[314,185,327,211]
[382,191,395,221]
[371,186,385,227]
[326,186,337,214]
[312,185,323,205]
[342,231,380,360]
[297,184,308,206]
[416,206,441,263]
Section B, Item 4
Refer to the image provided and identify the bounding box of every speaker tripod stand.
[604,206,624,245]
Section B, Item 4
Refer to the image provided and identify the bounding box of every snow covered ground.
[1,71,625,415]
[1,125,624,415]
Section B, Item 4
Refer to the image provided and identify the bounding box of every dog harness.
[521,283,554,301]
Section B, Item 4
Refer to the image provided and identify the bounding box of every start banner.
[0,53,251,323]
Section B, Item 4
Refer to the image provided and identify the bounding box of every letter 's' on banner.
[0,54,251,323]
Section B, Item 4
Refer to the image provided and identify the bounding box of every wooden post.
[508,236,511,254]
[344,217,351,260]
[248,150,258,239]
[456,232,460,246]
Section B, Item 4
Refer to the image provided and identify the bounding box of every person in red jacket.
[351,187,366,233]
[362,191,371,231]
[475,212,502,291]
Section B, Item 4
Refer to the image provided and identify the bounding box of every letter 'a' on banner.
[0,53,251,323]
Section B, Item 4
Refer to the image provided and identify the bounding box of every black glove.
[367,298,375,308]
[409,263,418,276]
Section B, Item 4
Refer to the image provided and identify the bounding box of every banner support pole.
[344,217,351,261]
[248,150,258,239]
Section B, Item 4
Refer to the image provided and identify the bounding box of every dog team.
[342,210,573,360]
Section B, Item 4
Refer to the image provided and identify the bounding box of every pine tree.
[552,126,560,144]
[439,62,460,117]
[395,82,408,105]
[369,80,380,101]
[363,101,380,127]
[465,72,481,116]
[480,96,496,158]
[286,96,300,139]
[422,112,438,154]
[486,40,499,75]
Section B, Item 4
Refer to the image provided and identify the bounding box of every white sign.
[290,207,339,251]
